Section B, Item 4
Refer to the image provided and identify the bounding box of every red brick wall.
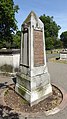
[34,30,44,66]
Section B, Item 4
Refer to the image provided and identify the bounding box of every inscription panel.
[34,30,44,66]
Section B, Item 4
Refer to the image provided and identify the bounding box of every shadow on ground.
[0,81,20,119]
[0,82,8,89]
[0,104,19,119]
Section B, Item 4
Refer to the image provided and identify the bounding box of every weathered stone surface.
[15,73,52,106]
[15,11,52,106]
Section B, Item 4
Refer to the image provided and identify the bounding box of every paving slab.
[47,62,67,91]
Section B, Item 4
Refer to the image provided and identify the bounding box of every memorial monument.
[15,11,52,106]
[60,49,67,60]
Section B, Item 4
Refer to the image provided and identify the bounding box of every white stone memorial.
[60,49,67,60]
[15,11,52,106]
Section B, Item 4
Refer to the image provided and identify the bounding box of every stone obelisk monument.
[15,11,52,106]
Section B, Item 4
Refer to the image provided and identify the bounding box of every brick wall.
[34,30,44,66]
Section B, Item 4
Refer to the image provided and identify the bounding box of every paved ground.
[47,62,67,91]
[0,62,67,119]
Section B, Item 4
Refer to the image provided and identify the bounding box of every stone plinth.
[15,11,52,106]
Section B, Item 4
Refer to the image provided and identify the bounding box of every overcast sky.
[14,0,67,37]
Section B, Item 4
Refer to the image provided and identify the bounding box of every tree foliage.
[60,31,67,48]
[12,31,21,48]
[0,2,63,50]
[39,14,61,50]
[0,0,19,48]
[45,37,54,50]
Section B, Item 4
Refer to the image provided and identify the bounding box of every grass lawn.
[49,58,67,64]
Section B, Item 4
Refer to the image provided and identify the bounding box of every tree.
[45,37,54,50]
[12,31,21,48]
[54,39,63,49]
[0,0,19,48]
[39,14,61,49]
[60,31,67,48]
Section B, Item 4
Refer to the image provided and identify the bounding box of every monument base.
[15,72,52,106]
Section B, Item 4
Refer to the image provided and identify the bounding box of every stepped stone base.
[15,72,52,106]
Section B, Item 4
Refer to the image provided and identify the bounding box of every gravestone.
[15,11,52,106]
[60,49,67,60]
